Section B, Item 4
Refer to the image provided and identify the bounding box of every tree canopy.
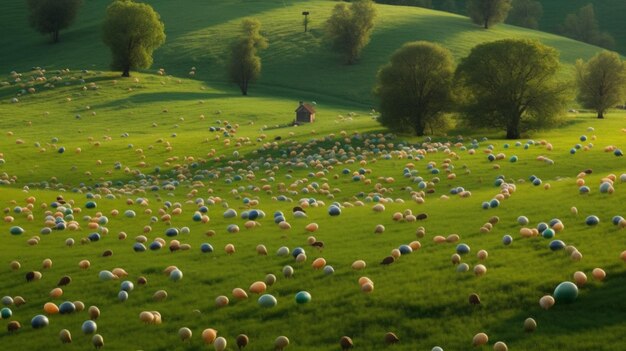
[456,39,569,139]
[576,51,626,119]
[507,0,542,29]
[375,41,455,136]
[561,4,614,49]
[325,0,377,64]
[228,18,268,96]
[102,0,165,77]
[467,0,512,29]
[26,0,83,43]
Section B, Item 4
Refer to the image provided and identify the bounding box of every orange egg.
[232,288,248,300]
[312,257,326,269]
[44,302,59,314]
[202,328,217,344]
[249,281,267,294]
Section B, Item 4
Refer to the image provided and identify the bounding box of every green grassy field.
[1,1,626,350]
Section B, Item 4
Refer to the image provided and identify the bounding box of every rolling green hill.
[0,0,607,106]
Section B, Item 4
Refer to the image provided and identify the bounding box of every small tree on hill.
[467,0,512,29]
[507,0,542,29]
[374,41,454,136]
[325,0,377,64]
[102,0,165,77]
[576,51,626,119]
[229,18,268,96]
[456,39,569,139]
[561,4,614,49]
[26,0,83,43]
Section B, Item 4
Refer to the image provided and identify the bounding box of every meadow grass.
[0,1,625,350]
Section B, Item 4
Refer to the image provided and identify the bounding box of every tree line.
[373,0,616,49]
[25,0,626,139]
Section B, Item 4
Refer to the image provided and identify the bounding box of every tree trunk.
[414,119,426,136]
[484,18,489,29]
[506,125,520,139]
[122,65,130,77]
[52,30,59,43]
[597,110,604,119]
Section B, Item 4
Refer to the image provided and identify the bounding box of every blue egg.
[487,154,495,162]
[517,216,529,225]
[120,281,134,292]
[529,175,537,181]
[585,215,600,226]
[165,228,179,237]
[456,243,470,255]
[59,301,76,314]
[248,210,259,220]
[82,320,97,334]
[532,178,542,186]
[85,201,97,209]
[328,206,341,216]
[579,186,590,194]
[481,202,490,210]
[570,148,577,154]
[323,265,335,275]
[292,247,305,258]
[489,199,500,208]
[31,315,49,329]
[615,149,623,156]
[599,182,611,193]
[199,206,208,213]
[9,226,24,235]
[274,215,285,223]
[494,178,504,186]
[549,240,566,251]
[88,233,101,242]
[133,243,146,252]
[399,245,413,255]
[510,156,518,162]
[58,147,65,154]
[118,290,129,302]
[502,235,513,246]
[149,241,162,250]
[200,243,213,253]
[537,222,548,232]
[258,294,277,308]
[579,135,587,142]
[612,216,624,225]
[124,210,136,218]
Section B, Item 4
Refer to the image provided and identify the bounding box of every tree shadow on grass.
[486,267,626,349]
[90,91,237,110]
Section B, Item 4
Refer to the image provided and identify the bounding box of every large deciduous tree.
[102,0,165,77]
[456,39,569,139]
[229,18,268,96]
[374,41,454,136]
[467,0,512,29]
[26,0,83,43]
[561,4,614,49]
[325,0,376,64]
[507,0,542,29]
[576,51,626,119]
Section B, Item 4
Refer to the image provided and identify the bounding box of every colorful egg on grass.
[456,243,470,255]
[549,240,566,251]
[201,328,217,344]
[58,301,76,314]
[502,235,513,246]
[585,215,600,225]
[524,318,537,332]
[553,282,578,304]
[82,320,97,334]
[539,295,555,309]
[170,269,183,281]
[31,315,49,329]
[258,294,277,307]
[0,307,12,319]
[592,268,606,281]
[295,291,311,304]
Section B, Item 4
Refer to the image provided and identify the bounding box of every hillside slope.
[0,0,605,106]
